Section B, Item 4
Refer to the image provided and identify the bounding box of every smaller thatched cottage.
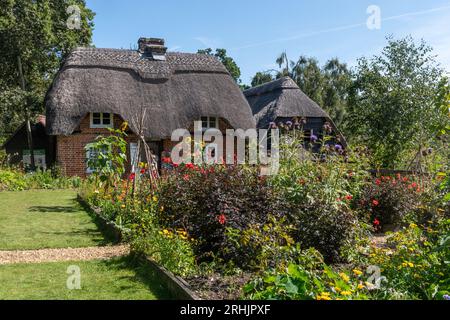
[2,115,55,170]
[45,37,256,177]
[243,76,345,146]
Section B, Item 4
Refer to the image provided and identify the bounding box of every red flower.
[183,174,190,181]
[345,195,353,201]
[140,168,146,174]
[411,182,417,188]
[217,214,227,225]
[372,200,379,206]
[185,163,195,170]
[129,173,136,181]
[373,218,380,226]
[162,157,172,164]
[375,179,381,185]
[402,177,408,182]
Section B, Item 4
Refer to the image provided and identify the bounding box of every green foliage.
[85,127,128,189]
[0,167,80,191]
[347,36,446,167]
[251,72,274,87]
[368,220,450,300]
[244,248,369,300]
[197,48,241,83]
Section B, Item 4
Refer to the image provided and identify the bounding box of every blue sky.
[86,0,450,85]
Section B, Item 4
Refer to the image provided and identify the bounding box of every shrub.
[358,174,424,229]
[157,163,280,267]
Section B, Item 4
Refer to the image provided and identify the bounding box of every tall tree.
[0,0,95,144]
[347,36,445,168]
[198,48,241,84]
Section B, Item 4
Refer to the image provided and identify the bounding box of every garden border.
[77,195,201,300]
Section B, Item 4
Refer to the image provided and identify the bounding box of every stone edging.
[77,194,201,300]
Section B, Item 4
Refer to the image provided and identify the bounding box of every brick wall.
[56,114,137,177]
[56,116,236,176]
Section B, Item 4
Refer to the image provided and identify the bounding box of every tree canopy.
[0,0,95,138]
[197,48,241,84]
[347,36,447,167]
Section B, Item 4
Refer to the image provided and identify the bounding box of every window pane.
[201,117,208,128]
[102,113,111,125]
[92,113,101,125]
[209,117,217,128]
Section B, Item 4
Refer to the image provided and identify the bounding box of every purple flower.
[444,295,450,300]
[269,122,277,129]
[335,144,343,151]
[310,134,318,142]
[286,121,293,127]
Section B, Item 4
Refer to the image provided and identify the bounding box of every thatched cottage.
[44,38,255,176]
[244,76,346,146]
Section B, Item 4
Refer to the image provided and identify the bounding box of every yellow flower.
[357,283,365,290]
[163,229,170,235]
[353,269,363,276]
[152,196,158,202]
[316,294,332,301]
[341,291,352,296]
[339,273,350,282]
[334,287,342,293]
[408,262,414,268]
[409,223,418,228]
[121,204,126,209]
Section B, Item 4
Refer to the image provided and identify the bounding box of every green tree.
[197,48,241,83]
[347,36,446,168]
[0,0,95,141]
[251,72,274,87]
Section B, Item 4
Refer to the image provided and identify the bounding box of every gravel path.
[0,245,130,265]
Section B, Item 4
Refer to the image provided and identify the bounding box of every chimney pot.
[138,37,167,60]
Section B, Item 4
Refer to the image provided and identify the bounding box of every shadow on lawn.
[29,206,81,213]
[99,255,173,300]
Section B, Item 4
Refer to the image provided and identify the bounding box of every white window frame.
[90,112,114,129]
[200,116,219,131]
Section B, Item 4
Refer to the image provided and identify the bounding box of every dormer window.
[201,116,218,130]
[90,113,113,128]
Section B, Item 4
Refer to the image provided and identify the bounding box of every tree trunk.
[17,55,35,171]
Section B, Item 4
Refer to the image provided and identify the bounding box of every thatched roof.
[45,47,255,137]
[243,76,329,129]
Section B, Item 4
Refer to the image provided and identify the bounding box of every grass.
[0,256,171,300]
[0,190,108,250]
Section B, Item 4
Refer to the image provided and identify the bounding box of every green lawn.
[0,190,107,250]
[0,256,171,300]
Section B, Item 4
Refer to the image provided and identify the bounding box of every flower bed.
[79,123,449,300]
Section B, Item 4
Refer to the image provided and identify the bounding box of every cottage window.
[200,117,218,130]
[90,113,113,128]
